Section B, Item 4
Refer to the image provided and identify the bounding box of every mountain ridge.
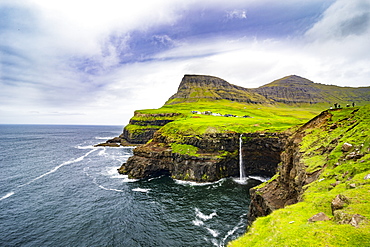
[166,74,370,106]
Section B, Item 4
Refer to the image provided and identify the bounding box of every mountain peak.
[261,75,314,87]
[166,74,270,105]
[177,74,231,90]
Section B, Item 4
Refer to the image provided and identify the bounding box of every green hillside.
[229,105,370,247]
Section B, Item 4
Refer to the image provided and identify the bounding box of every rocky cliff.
[248,110,332,222]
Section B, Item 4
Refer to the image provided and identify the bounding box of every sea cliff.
[118,131,286,182]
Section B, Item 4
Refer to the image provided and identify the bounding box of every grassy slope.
[229,105,370,247]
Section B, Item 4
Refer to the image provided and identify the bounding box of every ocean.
[0,125,261,247]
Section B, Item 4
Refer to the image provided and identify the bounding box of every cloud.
[306,0,370,40]
[226,9,247,19]
[1,0,369,125]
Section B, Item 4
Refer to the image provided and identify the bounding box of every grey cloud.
[340,12,370,36]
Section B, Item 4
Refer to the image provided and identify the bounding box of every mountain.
[166,74,370,106]
[252,75,370,104]
[165,74,271,105]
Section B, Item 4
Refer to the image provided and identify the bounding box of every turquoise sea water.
[0,125,261,246]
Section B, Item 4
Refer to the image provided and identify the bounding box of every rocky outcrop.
[95,112,183,146]
[118,131,286,182]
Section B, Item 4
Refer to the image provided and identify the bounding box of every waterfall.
[239,134,246,181]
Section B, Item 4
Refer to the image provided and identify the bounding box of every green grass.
[133,101,325,142]
[170,143,199,157]
[124,124,162,133]
[229,105,370,247]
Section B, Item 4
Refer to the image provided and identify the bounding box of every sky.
[1,0,370,125]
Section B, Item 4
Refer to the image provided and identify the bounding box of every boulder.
[333,211,366,227]
[331,194,350,213]
[333,210,352,224]
[341,142,353,152]
[350,214,365,227]
[346,152,364,160]
[308,212,330,222]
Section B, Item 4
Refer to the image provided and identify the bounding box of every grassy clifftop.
[134,100,323,142]
[229,105,370,247]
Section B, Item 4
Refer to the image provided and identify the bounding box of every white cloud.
[226,9,247,19]
[1,0,370,125]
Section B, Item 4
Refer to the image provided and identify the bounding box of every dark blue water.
[0,125,261,246]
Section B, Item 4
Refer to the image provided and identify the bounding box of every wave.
[147,175,165,181]
[132,188,150,193]
[97,184,124,192]
[95,136,116,140]
[206,227,219,238]
[75,145,94,149]
[83,167,125,192]
[248,175,270,183]
[233,178,249,184]
[174,178,225,187]
[18,149,97,188]
[221,213,248,246]
[102,166,137,181]
[195,208,217,221]
[192,219,204,226]
[98,148,106,156]
[0,191,15,201]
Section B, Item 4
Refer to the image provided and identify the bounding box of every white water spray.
[239,134,246,181]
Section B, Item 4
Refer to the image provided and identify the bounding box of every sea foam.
[0,191,15,201]
[18,149,97,188]
[132,188,150,193]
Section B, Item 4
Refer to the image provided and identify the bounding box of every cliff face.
[96,112,184,146]
[121,112,183,144]
[248,110,332,222]
[118,132,286,182]
[247,107,369,223]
